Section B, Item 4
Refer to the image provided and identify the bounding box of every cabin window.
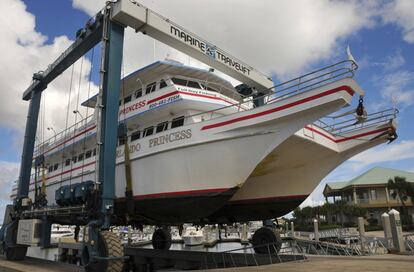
[135,88,142,98]
[78,153,84,161]
[65,159,71,167]
[143,126,154,137]
[201,84,217,92]
[171,116,185,128]
[48,166,53,173]
[72,156,77,164]
[124,95,132,104]
[187,80,201,89]
[93,148,96,156]
[171,77,187,86]
[85,150,92,159]
[159,79,167,89]
[156,121,169,133]
[145,82,156,94]
[131,131,141,142]
[53,163,59,171]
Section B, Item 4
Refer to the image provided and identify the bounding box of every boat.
[181,226,204,246]
[10,58,364,225]
[208,108,398,222]
[50,225,74,244]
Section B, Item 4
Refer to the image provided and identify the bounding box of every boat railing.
[315,108,398,136]
[266,59,357,103]
[35,114,95,155]
[182,59,357,124]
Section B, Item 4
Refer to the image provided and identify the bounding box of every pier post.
[291,222,295,238]
[388,209,405,253]
[240,223,249,244]
[358,217,365,252]
[313,219,319,242]
[381,213,392,248]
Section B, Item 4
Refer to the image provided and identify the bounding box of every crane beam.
[111,0,274,92]
[22,16,103,101]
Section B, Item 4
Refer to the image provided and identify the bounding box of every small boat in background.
[182,226,204,246]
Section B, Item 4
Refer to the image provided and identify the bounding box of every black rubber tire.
[5,245,28,261]
[252,227,281,254]
[152,228,172,250]
[84,231,124,272]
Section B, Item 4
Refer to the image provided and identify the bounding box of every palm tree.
[388,176,414,225]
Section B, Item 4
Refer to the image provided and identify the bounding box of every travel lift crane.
[0,1,275,271]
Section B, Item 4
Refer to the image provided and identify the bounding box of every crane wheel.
[83,230,124,272]
[152,228,172,250]
[252,227,282,254]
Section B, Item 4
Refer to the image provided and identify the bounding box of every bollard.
[313,219,319,242]
[291,222,295,238]
[388,209,405,252]
[381,212,392,248]
[240,223,249,244]
[358,217,365,252]
[203,225,210,243]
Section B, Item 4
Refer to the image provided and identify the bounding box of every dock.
[1,254,413,272]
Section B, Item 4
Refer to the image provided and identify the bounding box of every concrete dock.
[1,254,413,272]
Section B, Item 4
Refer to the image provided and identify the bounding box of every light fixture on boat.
[47,127,57,136]
[73,110,84,120]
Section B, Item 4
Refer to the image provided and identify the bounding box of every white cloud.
[0,161,19,219]
[0,0,98,144]
[376,70,414,107]
[348,140,414,170]
[382,0,414,43]
[72,0,381,79]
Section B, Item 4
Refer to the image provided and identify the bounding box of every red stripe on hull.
[201,86,354,130]
[229,194,309,204]
[305,126,389,143]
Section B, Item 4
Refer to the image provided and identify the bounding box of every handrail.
[182,59,357,126]
[34,114,95,155]
[315,108,398,135]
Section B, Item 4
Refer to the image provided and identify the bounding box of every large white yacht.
[10,59,364,224]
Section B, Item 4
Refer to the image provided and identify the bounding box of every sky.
[0,0,413,218]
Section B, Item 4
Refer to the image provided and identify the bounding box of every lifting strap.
[120,123,134,216]
[41,164,46,196]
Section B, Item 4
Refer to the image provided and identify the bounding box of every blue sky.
[0,0,413,214]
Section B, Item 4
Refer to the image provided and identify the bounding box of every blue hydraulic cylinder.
[15,89,42,206]
[98,19,124,228]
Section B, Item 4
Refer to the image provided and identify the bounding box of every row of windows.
[47,115,186,173]
[121,79,168,105]
[47,148,97,173]
[120,77,217,106]
[118,116,185,146]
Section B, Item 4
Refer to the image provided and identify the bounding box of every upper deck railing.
[315,108,398,135]
[184,59,358,123]
[35,114,95,156]
[266,59,357,103]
